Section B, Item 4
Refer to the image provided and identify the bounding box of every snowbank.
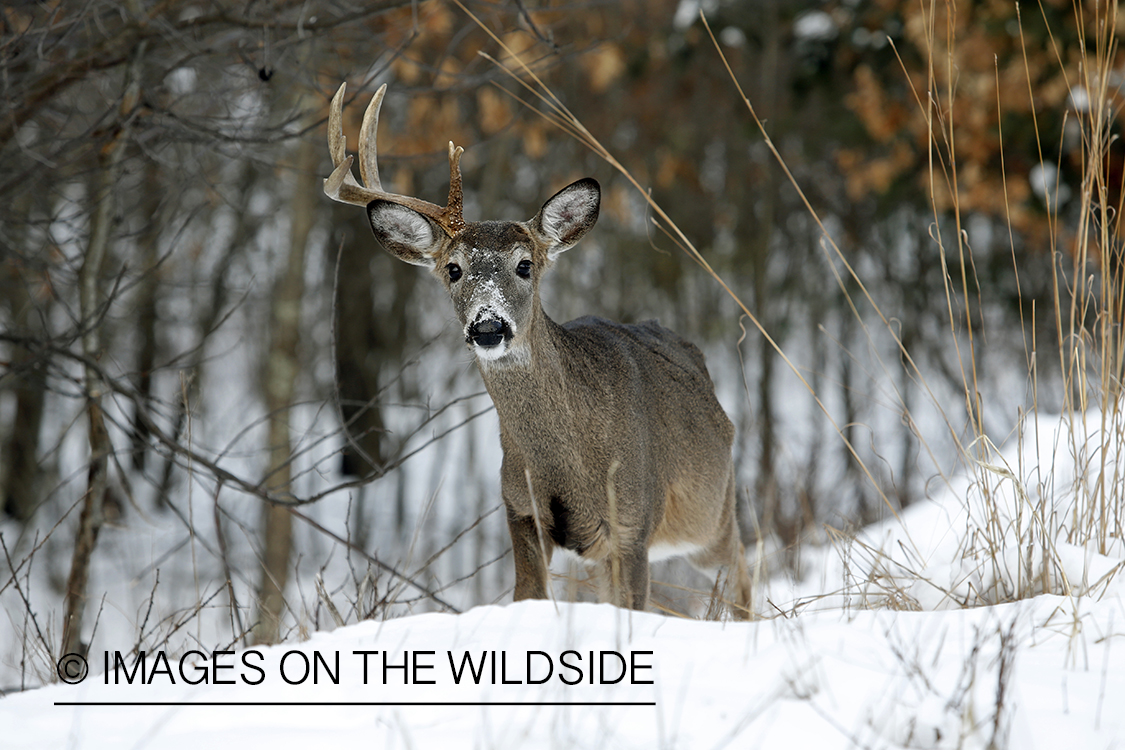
[3,592,1123,749]
[3,410,1124,749]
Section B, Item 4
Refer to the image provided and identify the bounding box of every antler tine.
[327,82,349,168]
[445,141,466,234]
[323,81,467,236]
[324,81,374,207]
[357,84,386,191]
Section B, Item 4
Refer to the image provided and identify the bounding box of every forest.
[2,0,1122,692]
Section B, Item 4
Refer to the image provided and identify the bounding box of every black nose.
[467,318,511,348]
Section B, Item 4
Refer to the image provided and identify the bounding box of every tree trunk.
[254,116,320,645]
[753,0,782,546]
[1,336,46,523]
[130,159,164,471]
[1,191,47,523]
[61,36,144,657]
[333,210,386,479]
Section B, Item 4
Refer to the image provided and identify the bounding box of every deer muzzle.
[467,317,512,348]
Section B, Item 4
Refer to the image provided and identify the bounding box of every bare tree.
[61,22,146,658]
[255,90,322,644]
[0,0,1073,679]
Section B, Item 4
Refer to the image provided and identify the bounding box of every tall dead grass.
[468,0,1124,611]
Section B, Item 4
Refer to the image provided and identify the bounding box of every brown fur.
[324,93,752,617]
[360,181,752,619]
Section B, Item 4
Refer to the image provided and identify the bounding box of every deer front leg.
[507,510,551,601]
[602,540,651,611]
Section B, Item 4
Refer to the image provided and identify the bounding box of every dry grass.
[462,0,1125,613]
[913,0,1125,606]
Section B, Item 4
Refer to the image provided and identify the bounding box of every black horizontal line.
[54,701,656,707]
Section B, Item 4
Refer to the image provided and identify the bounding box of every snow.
[3,411,1124,749]
[3,596,1122,748]
[823,410,1125,612]
[794,11,839,42]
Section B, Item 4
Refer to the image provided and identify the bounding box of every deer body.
[325,83,751,617]
[491,313,746,608]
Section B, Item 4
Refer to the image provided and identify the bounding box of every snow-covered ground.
[3,595,1121,749]
[2,410,1123,749]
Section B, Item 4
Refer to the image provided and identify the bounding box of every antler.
[324,82,466,236]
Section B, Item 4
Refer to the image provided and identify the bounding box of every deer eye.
[516,259,532,279]
[447,263,462,282]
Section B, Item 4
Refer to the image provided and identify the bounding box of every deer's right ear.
[533,177,600,259]
[366,200,443,268]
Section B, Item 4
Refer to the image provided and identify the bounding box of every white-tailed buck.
[325,83,752,618]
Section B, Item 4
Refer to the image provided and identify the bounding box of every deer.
[324,83,752,619]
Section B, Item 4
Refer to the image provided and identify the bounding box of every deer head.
[324,83,600,366]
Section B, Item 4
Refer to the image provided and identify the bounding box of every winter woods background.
[2,0,1121,688]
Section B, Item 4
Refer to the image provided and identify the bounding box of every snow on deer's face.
[365,178,600,368]
[442,221,540,366]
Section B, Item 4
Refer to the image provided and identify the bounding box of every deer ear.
[366,200,443,268]
[533,177,600,258]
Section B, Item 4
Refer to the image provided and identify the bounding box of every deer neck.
[474,303,578,448]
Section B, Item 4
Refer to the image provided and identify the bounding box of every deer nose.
[467,318,511,348]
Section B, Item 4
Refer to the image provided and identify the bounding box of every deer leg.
[724,477,754,620]
[507,511,551,600]
[724,552,753,621]
[688,543,752,620]
[622,545,651,611]
[688,469,753,619]
[602,539,651,611]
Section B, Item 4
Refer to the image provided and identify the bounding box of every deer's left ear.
[532,177,600,259]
